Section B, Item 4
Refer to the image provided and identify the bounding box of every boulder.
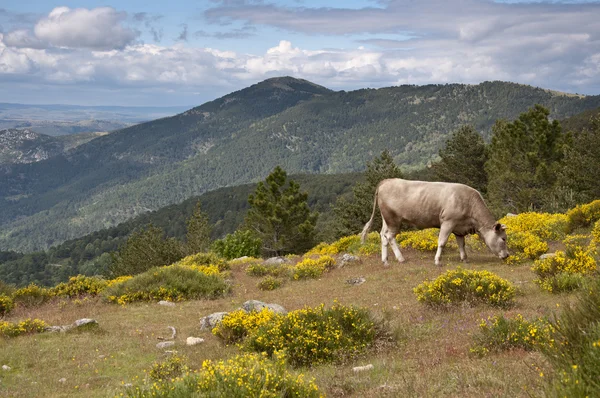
[186,337,205,346]
[347,277,366,286]
[158,300,176,307]
[199,312,228,330]
[45,318,98,333]
[242,300,287,315]
[156,341,175,349]
[340,254,360,267]
[540,253,557,260]
[2,365,10,371]
[264,256,290,265]
[353,364,374,373]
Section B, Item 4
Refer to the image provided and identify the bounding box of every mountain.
[0,129,107,166]
[1,77,600,252]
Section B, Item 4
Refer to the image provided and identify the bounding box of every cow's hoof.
[398,258,406,263]
[383,261,390,267]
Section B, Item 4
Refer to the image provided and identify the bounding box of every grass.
[0,248,577,397]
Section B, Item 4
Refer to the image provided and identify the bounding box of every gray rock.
[232,256,249,262]
[199,312,228,330]
[540,253,557,260]
[265,303,287,315]
[340,254,360,267]
[45,325,72,333]
[58,378,67,383]
[347,277,366,286]
[46,318,98,333]
[242,300,287,315]
[74,318,97,327]
[156,341,175,349]
[158,300,176,307]
[2,365,11,371]
[506,213,517,217]
[186,337,205,346]
[353,364,374,373]
[264,256,290,265]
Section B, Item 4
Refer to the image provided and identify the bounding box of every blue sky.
[1,0,599,106]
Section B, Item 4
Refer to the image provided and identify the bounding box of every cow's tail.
[360,187,379,244]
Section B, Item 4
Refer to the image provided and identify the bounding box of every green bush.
[470,314,555,356]
[0,281,15,297]
[51,275,108,298]
[566,200,600,230]
[212,230,262,260]
[413,267,515,308]
[0,294,14,317]
[212,308,277,344]
[12,283,53,307]
[257,276,283,291]
[292,256,336,280]
[148,354,188,382]
[0,318,48,338]
[103,265,230,305]
[537,272,587,294]
[246,262,291,278]
[173,252,229,271]
[245,302,379,367]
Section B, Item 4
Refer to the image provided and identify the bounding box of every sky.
[0,0,599,107]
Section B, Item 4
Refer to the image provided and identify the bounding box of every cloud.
[194,25,256,39]
[176,24,189,41]
[2,7,138,50]
[133,12,164,43]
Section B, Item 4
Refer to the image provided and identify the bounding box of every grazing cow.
[360,179,509,266]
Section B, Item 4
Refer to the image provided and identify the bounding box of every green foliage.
[257,275,283,291]
[212,230,262,260]
[148,354,188,382]
[0,318,48,338]
[245,302,379,367]
[185,201,211,255]
[470,314,555,356]
[12,283,53,307]
[51,275,108,298]
[292,256,336,280]
[173,252,229,272]
[245,262,291,278]
[432,125,488,193]
[109,224,184,277]
[486,105,566,213]
[532,246,596,293]
[0,294,14,317]
[413,267,515,308]
[333,150,404,238]
[102,265,229,304]
[212,308,277,344]
[543,275,600,397]
[566,199,600,230]
[245,166,318,256]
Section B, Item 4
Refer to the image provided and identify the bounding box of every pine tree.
[485,105,565,213]
[244,166,318,257]
[432,125,488,193]
[333,150,404,237]
[186,201,212,255]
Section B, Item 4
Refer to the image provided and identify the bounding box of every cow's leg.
[435,224,454,266]
[456,234,467,262]
[385,224,405,263]
[380,221,389,266]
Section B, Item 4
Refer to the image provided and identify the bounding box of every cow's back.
[377,179,480,229]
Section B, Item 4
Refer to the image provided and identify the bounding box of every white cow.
[361,179,509,266]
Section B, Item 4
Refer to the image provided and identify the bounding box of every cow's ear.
[494,223,505,231]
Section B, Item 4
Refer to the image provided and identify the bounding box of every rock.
[46,318,97,333]
[340,254,360,267]
[506,213,517,217]
[242,300,287,315]
[74,318,97,328]
[347,277,366,286]
[158,300,176,307]
[199,312,228,330]
[186,337,205,346]
[58,378,67,383]
[540,253,557,260]
[264,256,290,265]
[156,341,175,349]
[2,365,11,371]
[232,256,249,262]
[45,325,72,333]
[353,364,374,373]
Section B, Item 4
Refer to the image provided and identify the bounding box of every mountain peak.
[254,76,331,94]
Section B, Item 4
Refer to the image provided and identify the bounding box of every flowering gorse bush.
[398,228,457,251]
[306,235,364,256]
[499,212,569,241]
[257,276,283,291]
[505,231,549,263]
[470,314,555,356]
[0,318,47,338]
[532,244,596,293]
[245,302,378,367]
[246,262,291,278]
[12,283,53,307]
[148,354,189,382]
[0,294,14,317]
[592,219,600,245]
[566,199,600,230]
[292,256,336,280]
[212,308,278,344]
[52,275,108,298]
[106,275,133,287]
[172,252,229,272]
[413,267,515,308]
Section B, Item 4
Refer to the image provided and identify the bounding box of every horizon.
[1,1,599,107]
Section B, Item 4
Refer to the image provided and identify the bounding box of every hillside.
[1,77,600,252]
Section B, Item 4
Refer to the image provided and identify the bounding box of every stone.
[199,312,228,330]
[2,365,11,371]
[158,300,176,307]
[540,253,557,260]
[58,378,67,383]
[156,341,175,349]
[264,256,290,265]
[242,300,287,315]
[506,213,517,217]
[347,277,366,286]
[45,318,97,333]
[74,318,97,327]
[352,364,374,373]
[265,303,287,315]
[340,254,360,267]
[186,337,205,346]
[232,256,249,262]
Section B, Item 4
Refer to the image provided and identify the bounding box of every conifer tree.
[186,201,212,254]
[244,166,318,257]
[333,150,404,238]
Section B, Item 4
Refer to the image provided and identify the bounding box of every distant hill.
[1,77,600,252]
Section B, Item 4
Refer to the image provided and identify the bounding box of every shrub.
[592,220,600,245]
[293,256,336,280]
[398,228,456,251]
[103,265,229,305]
[542,275,600,397]
[12,283,53,307]
[470,314,555,356]
[537,272,587,293]
[499,212,569,240]
[212,308,277,344]
[0,318,47,338]
[506,231,548,261]
[533,250,596,280]
[0,281,15,297]
[413,267,515,308]
[148,354,188,382]
[128,352,322,398]
[257,276,283,291]
[173,252,229,272]
[245,262,291,278]
[0,295,14,317]
[566,199,600,230]
[106,275,133,287]
[51,275,108,298]
[212,230,262,260]
[245,302,379,367]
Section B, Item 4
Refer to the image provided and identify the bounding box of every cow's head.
[481,223,509,260]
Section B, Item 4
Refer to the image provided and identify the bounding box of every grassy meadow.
[0,244,575,398]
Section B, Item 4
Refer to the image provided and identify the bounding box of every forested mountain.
[1,77,600,252]
[0,129,107,165]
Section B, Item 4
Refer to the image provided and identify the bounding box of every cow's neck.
[470,196,497,232]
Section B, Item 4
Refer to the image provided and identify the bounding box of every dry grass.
[0,247,572,397]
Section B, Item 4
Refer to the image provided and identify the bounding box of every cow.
[360,179,509,266]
